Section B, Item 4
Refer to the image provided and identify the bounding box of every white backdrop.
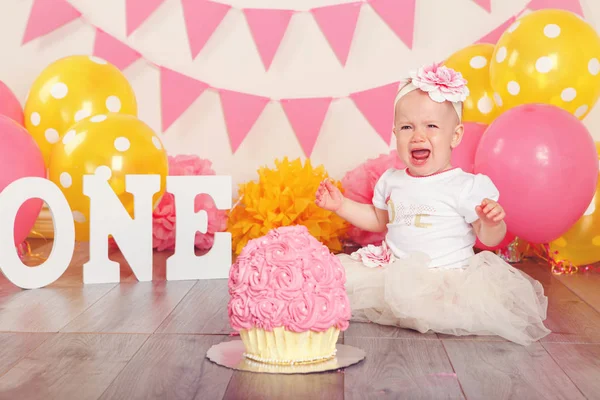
[2,0,600,189]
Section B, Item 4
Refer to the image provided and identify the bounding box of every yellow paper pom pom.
[227,157,348,255]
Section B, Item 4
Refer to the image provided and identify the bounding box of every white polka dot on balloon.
[30,112,41,126]
[50,82,68,99]
[589,58,600,76]
[507,20,520,33]
[575,104,589,118]
[44,128,59,143]
[105,96,122,112]
[496,47,507,63]
[561,88,577,102]
[114,137,130,152]
[59,172,72,188]
[89,56,107,65]
[72,211,86,223]
[152,136,162,150]
[62,129,76,144]
[543,24,561,38]
[477,96,493,114]
[74,109,91,122]
[493,93,503,107]
[507,81,520,95]
[535,56,553,73]
[94,165,112,180]
[469,56,487,69]
[90,114,107,123]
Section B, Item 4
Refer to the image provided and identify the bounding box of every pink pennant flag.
[219,90,270,153]
[473,0,492,12]
[368,0,416,49]
[93,29,141,70]
[281,98,333,157]
[181,0,231,59]
[22,0,81,44]
[527,0,583,16]
[311,3,362,66]
[350,82,400,144]
[475,16,516,44]
[160,67,209,131]
[126,0,166,36]
[244,8,294,70]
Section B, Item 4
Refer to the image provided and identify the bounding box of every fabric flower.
[152,155,227,252]
[409,62,469,103]
[227,157,348,255]
[341,151,404,246]
[350,241,395,268]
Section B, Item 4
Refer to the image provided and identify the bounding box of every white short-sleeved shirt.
[372,168,500,269]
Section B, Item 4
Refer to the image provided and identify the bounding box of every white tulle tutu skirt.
[338,250,550,346]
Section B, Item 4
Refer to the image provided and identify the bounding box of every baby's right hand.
[315,179,344,212]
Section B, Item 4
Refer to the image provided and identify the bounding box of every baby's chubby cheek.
[395,139,412,162]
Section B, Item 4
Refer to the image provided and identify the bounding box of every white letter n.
[82,174,159,284]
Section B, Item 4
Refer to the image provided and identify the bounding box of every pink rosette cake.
[228,225,351,365]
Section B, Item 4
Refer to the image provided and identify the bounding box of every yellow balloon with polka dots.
[444,43,499,124]
[24,55,137,167]
[548,142,600,266]
[490,9,600,120]
[48,114,168,242]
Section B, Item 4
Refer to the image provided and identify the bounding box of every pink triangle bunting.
[126,0,166,36]
[368,0,416,49]
[311,3,362,66]
[93,29,141,70]
[22,0,81,44]
[219,90,270,153]
[160,67,209,131]
[181,0,231,59]
[281,98,332,157]
[350,82,400,144]
[476,16,516,44]
[473,0,492,12]
[527,0,583,16]
[244,8,294,70]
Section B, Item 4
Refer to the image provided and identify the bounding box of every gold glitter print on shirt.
[388,200,435,228]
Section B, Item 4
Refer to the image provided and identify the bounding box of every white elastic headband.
[394,81,463,123]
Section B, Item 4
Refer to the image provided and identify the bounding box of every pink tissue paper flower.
[341,151,404,246]
[152,155,227,252]
[409,62,469,103]
[350,241,395,268]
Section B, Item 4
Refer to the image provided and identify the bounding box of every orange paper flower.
[227,157,348,255]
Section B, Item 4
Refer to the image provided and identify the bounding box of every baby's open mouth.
[411,149,431,162]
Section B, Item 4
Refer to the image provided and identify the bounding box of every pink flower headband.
[394,62,470,122]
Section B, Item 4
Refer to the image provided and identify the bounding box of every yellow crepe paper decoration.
[228,157,348,255]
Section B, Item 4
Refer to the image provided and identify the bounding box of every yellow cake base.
[239,326,340,365]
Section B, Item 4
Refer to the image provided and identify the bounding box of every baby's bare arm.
[471,198,507,247]
[336,198,389,233]
[473,219,507,248]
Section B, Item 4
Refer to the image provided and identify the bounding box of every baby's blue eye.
[400,126,411,130]
[427,124,438,129]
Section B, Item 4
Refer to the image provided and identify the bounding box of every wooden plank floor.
[1,240,600,399]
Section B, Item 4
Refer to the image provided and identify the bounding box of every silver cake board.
[206,340,366,375]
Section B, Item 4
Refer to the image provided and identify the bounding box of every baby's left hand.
[475,198,505,226]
